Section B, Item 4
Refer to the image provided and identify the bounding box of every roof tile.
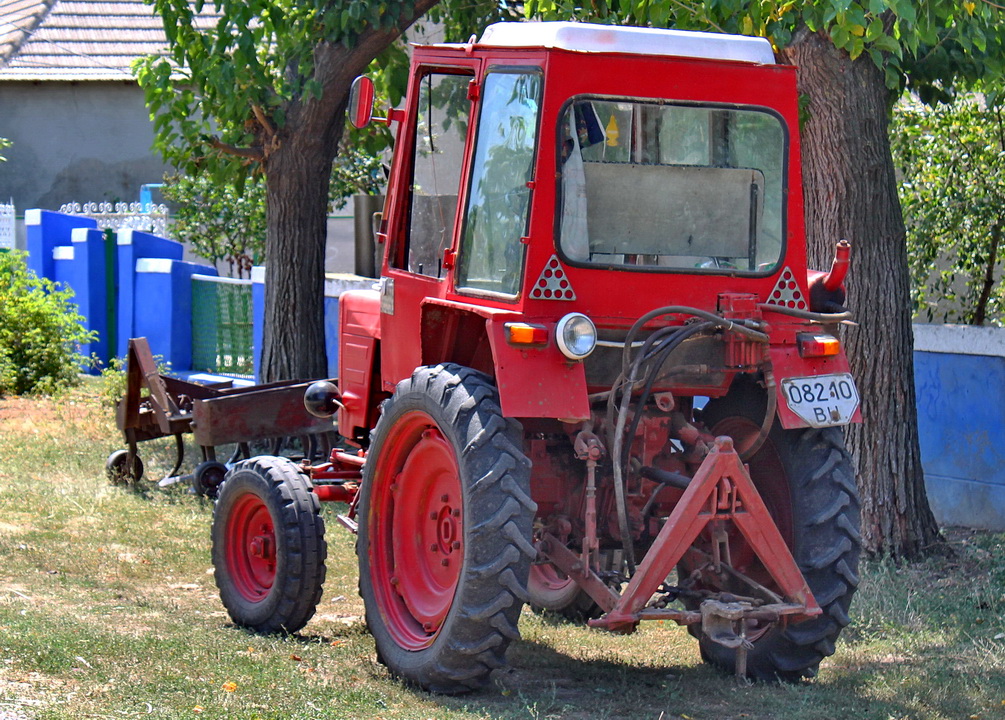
[0,0,219,81]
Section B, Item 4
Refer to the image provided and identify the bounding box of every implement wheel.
[358,364,535,693]
[212,456,327,634]
[688,379,861,681]
[105,449,143,486]
[193,460,227,498]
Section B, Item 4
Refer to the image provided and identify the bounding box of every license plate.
[780,373,859,428]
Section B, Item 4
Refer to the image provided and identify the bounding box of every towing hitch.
[538,436,821,666]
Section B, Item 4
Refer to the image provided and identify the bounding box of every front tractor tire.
[692,380,861,681]
[212,456,327,634]
[358,364,536,694]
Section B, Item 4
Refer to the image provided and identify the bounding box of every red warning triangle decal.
[767,266,807,310]
[530,256,576,301]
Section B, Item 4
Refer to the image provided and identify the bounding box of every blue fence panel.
[134,258,217,372]
[914,324,1005,530]
[63,228,113,369]
[116,229,183,358]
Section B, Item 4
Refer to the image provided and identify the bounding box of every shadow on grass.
[429,637,945,720]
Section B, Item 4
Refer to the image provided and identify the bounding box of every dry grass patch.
[1,382,1005,720]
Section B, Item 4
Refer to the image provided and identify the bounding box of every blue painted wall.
[24,209,95,281]
[134,258,217,371]
[914,349,1005,530]
[252,267,265,383]
[51,244,75,293]
[68,228,114,368]
[324,295,339,380]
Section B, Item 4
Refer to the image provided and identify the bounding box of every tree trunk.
[259,125,336,382]
[257,2,442,383]
[780,30,941,558]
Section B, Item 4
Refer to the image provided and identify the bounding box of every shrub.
[892,96,1005,326]
[162,173,267,279]
[0,250,95,395]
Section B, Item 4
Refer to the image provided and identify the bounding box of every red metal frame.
[542,437,821,633]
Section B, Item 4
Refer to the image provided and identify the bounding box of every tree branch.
[973,220,1002,325]
[208,137,265,161]
[252,103,276,138]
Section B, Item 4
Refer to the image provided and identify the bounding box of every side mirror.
[348,75,375,129]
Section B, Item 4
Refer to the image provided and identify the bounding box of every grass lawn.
[1,380,1004,720]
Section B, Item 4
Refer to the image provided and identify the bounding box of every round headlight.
[555,313,597,360]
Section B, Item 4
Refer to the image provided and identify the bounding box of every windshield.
[456,70,542,296]
[558,98,786,273]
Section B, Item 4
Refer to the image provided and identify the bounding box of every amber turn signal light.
[505,322,549,346]
[797,333,840,358]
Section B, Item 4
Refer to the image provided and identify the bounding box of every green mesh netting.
[192,277,254,376]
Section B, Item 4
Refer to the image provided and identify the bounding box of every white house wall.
[0,81,170,210]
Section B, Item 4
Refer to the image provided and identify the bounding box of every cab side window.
[397,72,471,278]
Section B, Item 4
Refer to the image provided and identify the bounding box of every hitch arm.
[589,437,820,633]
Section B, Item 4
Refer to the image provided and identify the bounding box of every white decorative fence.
[0,200,14,250]
[57,201,169,236]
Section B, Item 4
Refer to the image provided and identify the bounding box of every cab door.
[379,62,479,388]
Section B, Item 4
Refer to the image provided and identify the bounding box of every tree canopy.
[528,0,1005,96]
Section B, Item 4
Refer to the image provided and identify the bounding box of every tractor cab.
[338,21,856,441]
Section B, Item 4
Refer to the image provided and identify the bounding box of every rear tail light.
[797,333,840,358]
[505,322,549,347]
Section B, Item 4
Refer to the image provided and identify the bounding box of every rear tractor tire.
[358,364,536,694]
[690,380,861,681]
[212,456,327,634]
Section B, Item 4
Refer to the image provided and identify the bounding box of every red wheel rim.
[369,411,463,650]
[528,563,577,604]
[226,493,276,602]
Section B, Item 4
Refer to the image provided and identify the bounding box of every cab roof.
[471,21,776,65]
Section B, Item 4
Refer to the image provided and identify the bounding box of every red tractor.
[211,21,862,693]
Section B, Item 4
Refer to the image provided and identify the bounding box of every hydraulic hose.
[608,306,772,576]
[620,307,769,373]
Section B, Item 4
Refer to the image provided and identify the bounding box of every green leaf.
[866,16,884,41]
[830,23,851,49]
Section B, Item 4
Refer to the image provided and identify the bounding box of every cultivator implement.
[106,337,338,495]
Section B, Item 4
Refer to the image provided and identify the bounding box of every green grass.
[1,381,1004,719]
